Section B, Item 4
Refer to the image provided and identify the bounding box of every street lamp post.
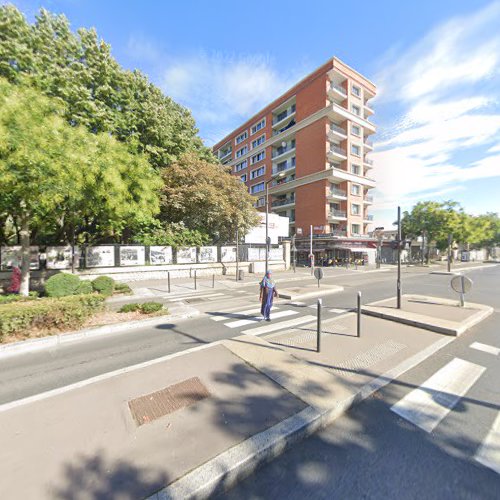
[265,172,285,273]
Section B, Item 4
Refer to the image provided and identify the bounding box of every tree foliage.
[0,5,213,168]
[160,153,260,243]
[0,79,160,293]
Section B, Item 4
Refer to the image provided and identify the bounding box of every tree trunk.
[19,210,31,296]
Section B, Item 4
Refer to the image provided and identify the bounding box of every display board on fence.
[269,246,283,261]
[244,213,289,244]
[247,247,265,261]
[221,246,237,262]
[0,246,39,270]
[119,246,145,266]
[198,246,217,263]
[85,246,115,268]
[46,246,79,269]
[176,247,197,264]
[149,246,173,265]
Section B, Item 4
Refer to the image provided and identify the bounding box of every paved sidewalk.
[2,292,490,499]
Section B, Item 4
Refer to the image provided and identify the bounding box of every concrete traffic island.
[278,284,343,301]
[361,294,493,336]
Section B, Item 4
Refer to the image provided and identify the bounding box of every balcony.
[364,214,374,222]
[272,158,296,175]
[328,123,347,140]
[364,140,373,151]
[219,149,232,161]
[272,197,295,208]
[315,230,347,238]
[273,118,296,137]
[272,141,296,159]
[328,209,347,221]
[327,187,347,200]
[364,103,374,118]
[364,158,374,167]
[328,82,347,102]
[272,104,296,128]
[363,194,374,204]
[271,174,295,188]
[327,145,347,161]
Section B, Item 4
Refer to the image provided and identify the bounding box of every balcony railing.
[273,119,296,136]
[272,175,295,187]
[273,104,296,125]
[364,195,374,202]
[364,140,373,148]
[364,158,374,165]
[315,230,347,238]
[272,142,296,158]
[329,187,347,197]
[273,161,295,175]
[329,145,347,156]
[364,214,374,221]
[329,209,347,218]
[330,123,347,136]
[330,83,347,96]
[219,150,232,159]
[272,197,295,207]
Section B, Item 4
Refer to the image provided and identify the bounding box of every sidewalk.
[0,293,488,499]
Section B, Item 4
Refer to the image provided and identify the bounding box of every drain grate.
[128,376,210,426]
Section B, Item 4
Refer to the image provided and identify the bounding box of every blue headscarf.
[261,271,275,289]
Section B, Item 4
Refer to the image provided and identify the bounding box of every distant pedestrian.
[259,270,278,321]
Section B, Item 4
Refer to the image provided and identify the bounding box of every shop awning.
[334,246,376,252]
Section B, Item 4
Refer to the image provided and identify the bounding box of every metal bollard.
[357,291,361,338]
[212,273,215,289]
[317,298,322,353]
[194,270,197,290]
[167,271,171,293]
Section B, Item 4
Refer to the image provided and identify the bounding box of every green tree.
[0,79,160,294]
[160,153,260,243]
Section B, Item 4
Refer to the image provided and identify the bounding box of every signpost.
[314,267,324,288]
[447,233,452,273]
[397,206,402,309]
[451,274,472,307]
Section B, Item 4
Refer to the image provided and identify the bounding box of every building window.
[236,146,248,158]
[351,184,361,196]
[352,85,361,97]
[351,164,361,175]
[255,197,265,208]
[251,150,266,164]
[251,134,266,149]
[351,203,361,215]
[351,144,361,156]
[251,118,266,135]
[250,166,265,179]
[240,174,247,182]
[351,224,360,235]
[351,125,361,137]
[250,182,265,194]
[351,104,361,116]
[235,131,248,144]
[234,159,247,172]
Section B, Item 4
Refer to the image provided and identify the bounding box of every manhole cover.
[128,376,210,426]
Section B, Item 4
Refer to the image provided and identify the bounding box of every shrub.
[76,281,93,295]
[119,303,140,313]
[45,273,82,297]
[140,302,163,314]
[0,295,105,340]
[0,292,38,304]
[92,276,115,297]
[114,282,132,294]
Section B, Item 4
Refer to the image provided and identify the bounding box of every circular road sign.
[451,274,473,294]
[314,267,324,280]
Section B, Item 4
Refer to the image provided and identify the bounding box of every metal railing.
[330,83,347,95]
[272,197,295,207]
[365,214,374,221]
[272,142,296,158]
[315,230,347,238]
[364,158,374,165]
[329,145,347,156]
[364,195,374,202]
[330,123,347,135]
[329,210,347,218]
[329,187,347,197]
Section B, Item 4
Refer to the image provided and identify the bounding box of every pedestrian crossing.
[389,355,500,476]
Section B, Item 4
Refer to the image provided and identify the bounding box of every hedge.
[140,302,163,314]
[0,295,105,340]
[0,292,38,304]
[92,276,115,297]
[45,273,82,297]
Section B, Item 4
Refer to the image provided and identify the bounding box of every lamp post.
[265,171,285,273]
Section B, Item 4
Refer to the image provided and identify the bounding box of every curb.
[430,263,499,275]
[148,336,453,499]
[0,309,200,360]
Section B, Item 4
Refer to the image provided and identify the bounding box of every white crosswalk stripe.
[225,310,298,329]
[210,307,280,322]
[168,292,225,302]
[242,315,316,336]
[470,342,500,356]
[475,412,500,475]
[391,358,486,433]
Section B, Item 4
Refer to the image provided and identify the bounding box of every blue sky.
[6,0,500,227]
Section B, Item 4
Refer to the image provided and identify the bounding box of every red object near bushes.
[7,267,21,294]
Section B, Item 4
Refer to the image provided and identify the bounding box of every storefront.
[295,237,377,265]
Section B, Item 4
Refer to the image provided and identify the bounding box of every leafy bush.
[119,303,140,313]
[45,273,82,297]
[140,302,163,314]
[76,281,93,295]
[114,282,132,295]
[91,276,115,297]
[0,295,105,339]
[0,292,38,304]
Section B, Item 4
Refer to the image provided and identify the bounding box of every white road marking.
[169,293,225,302]
[329,308,349,314]
[475,412,500,475]
[242,315,316,336]
[470,342,500,356]
[210,307,275,322]
[391,358,486,433]
[225,310,297,329]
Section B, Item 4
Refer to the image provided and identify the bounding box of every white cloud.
[371,0,500,217]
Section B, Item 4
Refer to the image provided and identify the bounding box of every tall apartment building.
[213,57,377,263]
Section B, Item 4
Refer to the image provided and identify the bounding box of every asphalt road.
[0,265,496,405]
[220,266,500,500]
